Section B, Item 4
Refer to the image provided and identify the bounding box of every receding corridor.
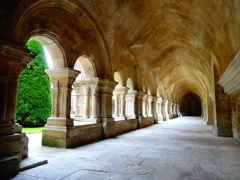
[12,117,240,180]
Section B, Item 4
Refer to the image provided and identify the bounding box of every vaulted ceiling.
[1,0,240,103]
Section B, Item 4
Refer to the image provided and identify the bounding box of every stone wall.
[230,91,240,142]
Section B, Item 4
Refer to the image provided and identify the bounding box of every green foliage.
[22,127,44,134]
[16,39,51,127]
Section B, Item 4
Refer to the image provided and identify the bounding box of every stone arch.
[181,92,202,116]
[12,0,111,78]
[148,87,152,96]
[126,77,135,91]
[114,71,124,88]
[74,53,97,80]
[72,53,98,121]
[30,35,66,68]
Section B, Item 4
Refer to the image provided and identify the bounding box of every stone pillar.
[162,99,169,121]
[213,83,232,137]
[113,95,118,117]
[99,79,117,138]
[113,87,129,119]
[0,44,32,177]
[136,91,144,119]
[207,96,215,125]
[74,78,103,122]
[119,93,125,118]
[90,85,100,120]
[172,103,176,118]
[42,68,80,148]
[168,101,173,119]
[157,97,163,121]
[142,94,148,117]
[177,104,182,117]
[73,86,84,120]
[125,90,137,119]
[175,104,178,117]
[171,103,175,118]
[152,96,158,123]
[203,98,208,121]
[147,96,153,117]
[82,85,90,118]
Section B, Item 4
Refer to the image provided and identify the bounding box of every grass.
[22,127,44,134]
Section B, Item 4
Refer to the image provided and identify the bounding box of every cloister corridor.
[12,117,240,180]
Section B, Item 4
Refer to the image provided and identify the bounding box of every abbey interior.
[1,0,240,178]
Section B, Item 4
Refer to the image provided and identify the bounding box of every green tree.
[16,39,51,127]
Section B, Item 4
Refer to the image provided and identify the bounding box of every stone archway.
[72,54,98,122]
[182,92,202,116]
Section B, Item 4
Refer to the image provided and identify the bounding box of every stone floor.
[12,117,240,180]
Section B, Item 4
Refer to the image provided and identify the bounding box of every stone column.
[174,103,178,117]
[42,68,80,148]
[152,96,158,123]
[73,86,84,120]
[168,101,173,119]
[119,93,125,118]
[113,95,118,117]
[207,96,215,125]
[142,94,148,117]
[82,85,90,118]
[213,83,232,137]
[125,90,137,119]
[99,79,117,138]
[113,87,129,119]
[157,97,163,121]
[162,99,169,121]
[136,91,145,128]
[0,44,32,177]
[172,103,176,118]
[171,103,175,118]
[147,96,153,117]
[177,104,182,117]
[90,85,100,120]
[136,91,144,119]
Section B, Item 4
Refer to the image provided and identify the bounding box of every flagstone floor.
[12,117,240,180]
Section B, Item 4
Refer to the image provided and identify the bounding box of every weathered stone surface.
[12,117,240,180]
[1,0,240,177]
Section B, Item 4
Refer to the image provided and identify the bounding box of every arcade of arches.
[1,0,240,177]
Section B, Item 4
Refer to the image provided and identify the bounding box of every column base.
[42,125,70,148]
[0,134,25,178]
[233,128,240,142]
[0,156,20,178]
[101,118,116,138]
[163,113,169,121]
[157,114,163,122]
[213,126,233,137]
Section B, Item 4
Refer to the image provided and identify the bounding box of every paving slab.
[11,117,240,180]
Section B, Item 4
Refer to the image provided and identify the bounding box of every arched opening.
[113,71,126,119]
[181,92,202,116]
[16,37,58,149]
[31,36,65,68]
[126,77,134,91]
[72,54,97,123]
[125,77,137,118]
[114,71,124,88]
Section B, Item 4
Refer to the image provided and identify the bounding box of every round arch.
[126,77,135,90]
[181,92,202,116]
[12,0,111,78]
[74,54,97,80]
[114,71,124,88]
[31,35,66,68]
